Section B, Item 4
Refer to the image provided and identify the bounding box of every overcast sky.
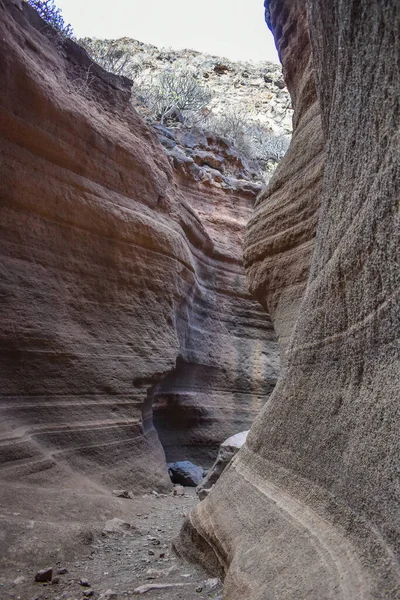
[55,0,279,63]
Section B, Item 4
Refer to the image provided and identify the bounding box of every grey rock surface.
[168,462,204,487]
[197,431,248,500]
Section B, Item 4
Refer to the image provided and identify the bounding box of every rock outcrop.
[196,430,248,500]
[0,0,278,514]
[177,0,400,598]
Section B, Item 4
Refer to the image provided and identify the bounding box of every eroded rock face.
[177,1,400,598]
[196,431,248,500]
[0,0,278,505]
[244,0,324,359]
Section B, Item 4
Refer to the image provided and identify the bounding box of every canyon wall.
[0,0,278,508]
[178,0,400,598]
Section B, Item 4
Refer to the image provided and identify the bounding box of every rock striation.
[0,0,278,511]
[177,0,400,598]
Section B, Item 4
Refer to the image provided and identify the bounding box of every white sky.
[55,0,279,63]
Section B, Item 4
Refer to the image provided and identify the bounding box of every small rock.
[204,577,222,591]
[51,577,60,584]
[83,589,94,597]
[35,568,53,582]
[103,518,132,535]
[148,550,155,556]
[172,485,184,497]
[133,583,188,594]
[98,590,118,600]
[56,568,68,575]
[214,63,229,75]
[197,431,249,500]
[145,566,177,579]
[112,490,132,499]
[13,576,25,585]
[196,586,203,593]
[274,79,285,89]
[80,579,90,587]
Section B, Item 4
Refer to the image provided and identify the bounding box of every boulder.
[197,431,248,500]
[167,461,204,487]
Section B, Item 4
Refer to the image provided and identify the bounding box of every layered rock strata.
[0,0,278,506]
[177,1,400,598]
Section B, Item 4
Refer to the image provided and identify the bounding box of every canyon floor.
[0,488,221,600]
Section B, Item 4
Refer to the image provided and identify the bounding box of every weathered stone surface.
[0,0,278,523]
[197,431,248,500]
[177,1,400,598]
[244,0,324,359]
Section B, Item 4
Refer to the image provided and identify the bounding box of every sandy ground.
[0,487,222,600]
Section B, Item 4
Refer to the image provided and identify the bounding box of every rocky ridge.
[80,36,293,135]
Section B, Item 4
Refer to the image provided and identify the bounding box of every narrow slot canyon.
[0,0,399,599]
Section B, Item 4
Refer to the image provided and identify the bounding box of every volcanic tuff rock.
[0,0,278,552]
[177,0,400,598]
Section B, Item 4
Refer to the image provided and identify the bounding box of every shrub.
[196,108,290,179]
[79,38,142,80]
[156,69,213,113]
[133,69,213,124]
[247,124,290,164]
[25,0,73,37]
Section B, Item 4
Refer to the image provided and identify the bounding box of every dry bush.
[25,0,73,37]
[198,108,290,170]
[78,38,142,80]
[133,69,213,124]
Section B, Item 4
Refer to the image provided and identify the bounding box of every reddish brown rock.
[244,0,324,358]
[177,1,400,598]
[0,0,278,517]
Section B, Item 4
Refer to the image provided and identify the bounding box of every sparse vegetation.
[25,0,73,37]
[78,38,291,176]
[197,109,290,177]
[79,38,142,80]
[21,19,290,177]
[133,69,213,124]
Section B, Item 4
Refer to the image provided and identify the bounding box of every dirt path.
[0,488,222,600]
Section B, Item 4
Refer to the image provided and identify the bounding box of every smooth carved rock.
[0,0,279,542]
[177,1,400,598]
